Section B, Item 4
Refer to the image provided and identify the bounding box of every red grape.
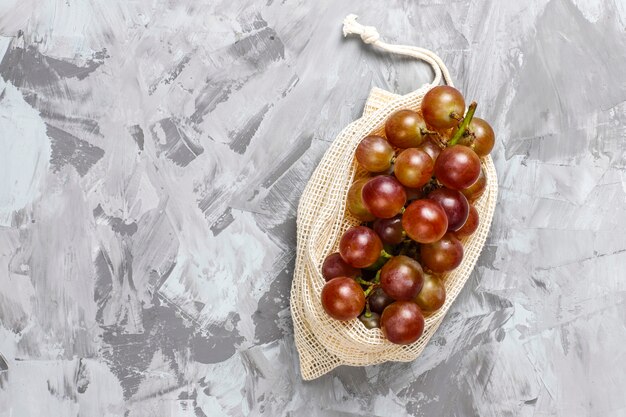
[394,148,434,188]
[359,312,381,329]
[434,145,481,190]
[362,176,407,219]
[455,118,495,157]
[321,277,365,321]
[428,188,469,232]
[381,301,425,345]
[368,287,395,314]
[385,109,427,148]
[461,168,487,202]
[402,199,448,243]
[414,274,446,312]
[373,215,404,245]
[419,137,442,162]
[421,86,466,129]
[420,233,463,273]
[455,205,479,238]
[380,255,424,301]
[346,179,375,221]
[322,252,359,282]
[355,135,395,172]
[339,226,383,268]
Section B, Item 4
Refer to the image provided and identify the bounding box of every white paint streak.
[0,77,51,226]
[159,209,282,326]
[0,359,124,416]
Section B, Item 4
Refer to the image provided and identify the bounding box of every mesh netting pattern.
[291,86,498,380]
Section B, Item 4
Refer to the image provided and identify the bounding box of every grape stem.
[432,134,447,149]
[363,271,381,298]
[450,112,463,122]
[356,277,375,286]
[364,286,375,297]
[448,101,477,146]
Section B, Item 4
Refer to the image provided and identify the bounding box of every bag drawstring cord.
[342,14,454,88]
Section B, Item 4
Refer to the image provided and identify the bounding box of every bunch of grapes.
[320,86,494,345]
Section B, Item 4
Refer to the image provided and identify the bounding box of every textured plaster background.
[1,0,626,416]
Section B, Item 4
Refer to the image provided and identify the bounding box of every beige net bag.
[291,15,498,380]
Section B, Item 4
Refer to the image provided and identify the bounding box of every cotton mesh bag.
[291,15,498,380]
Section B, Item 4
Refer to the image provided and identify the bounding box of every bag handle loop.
[342,14,454,88]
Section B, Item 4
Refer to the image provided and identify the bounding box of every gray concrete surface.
[1,0,626,416]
